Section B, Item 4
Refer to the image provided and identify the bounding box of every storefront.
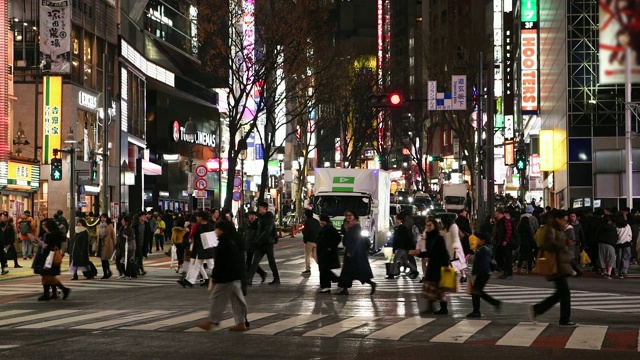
[0,160,40,219]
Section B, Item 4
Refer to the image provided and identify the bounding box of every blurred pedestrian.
[336,210,376,295]
[196,220,249,332]
[466,232,501,318]
[70,218,91,280]
[1,213,20,268]
[99,215,116,279]
[316,215,341,293]
[529,210,576,326]
[246,202,280,286]
[34,219,70,301]
[301,209,320,275]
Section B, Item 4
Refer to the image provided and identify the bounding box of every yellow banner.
[42,76,63,164]
[539,130,554,171]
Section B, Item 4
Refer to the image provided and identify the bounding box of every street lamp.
[184,118,197,212]
[238,139,248,228]
[12,122,30,157]
[277,153,284,226]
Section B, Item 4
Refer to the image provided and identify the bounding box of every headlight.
[361,229,370,237]
[408,197,413,203]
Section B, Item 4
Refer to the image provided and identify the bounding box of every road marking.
[72,310,173,330]
[496,322,548,347]
[186,312,278,332]
[146,261,173,267]
[565,325,607,350]
[282,259,306,265]
[245,314,326,335]
[124,311,209,331]
[0,310,34,318]
[430,320,491,344]
[0,345,19,349]
[17,310,129,329]
[0,310,79,327]
[303,316,376,337]
[366,317,435,340]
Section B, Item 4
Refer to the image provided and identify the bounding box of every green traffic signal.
[51,158,63,181]
[516,158,526,171]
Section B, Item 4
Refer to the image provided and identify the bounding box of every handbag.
[438,266,459,292]
[535,250,558,276]
[52,248,63,267]
[385,262,400,276]
[200,231,218,249]
[43,251,55,269]
[466,277,474,295]
[170,245,178,268]
[580,250,591,266]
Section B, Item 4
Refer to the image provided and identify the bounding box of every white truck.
[442,183,468,212]
[312,168,391,252]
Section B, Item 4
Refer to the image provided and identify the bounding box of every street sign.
[233,177,242,187]
[194,190,207,198]
[187,172,194,192]
[232,190,241,201]
[77,170,93,185]
[195,178,208,190]
[195,165,208,177]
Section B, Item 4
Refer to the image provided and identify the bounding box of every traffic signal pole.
[56,147,77,240]
[476,53,485,223]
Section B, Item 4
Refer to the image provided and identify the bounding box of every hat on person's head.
[23,210,30,215]
[319,215,331,223]
[525,205,534,214]
[258,201,269,209]
[56,210,64,215]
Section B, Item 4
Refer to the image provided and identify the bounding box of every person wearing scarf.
[70,218,91,280]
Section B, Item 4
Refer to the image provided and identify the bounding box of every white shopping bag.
[170,245,177,268]
[43,251,54,269]
[200,231,218,249]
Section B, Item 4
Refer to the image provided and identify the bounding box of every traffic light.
[368,93,403,107]
[51,158,63,181]
[478,149,486,178]
[515,147,527,171]
[91,159,98,181]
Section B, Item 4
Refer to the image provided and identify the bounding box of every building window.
[127,72,146,140]
[72,26,82,85]
[83,34,94,89]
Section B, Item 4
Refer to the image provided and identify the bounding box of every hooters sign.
[521,0,539,115]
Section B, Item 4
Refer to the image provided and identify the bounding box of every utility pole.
[486,66,495,215]
[476,52,485,223]
[100,52,110,216]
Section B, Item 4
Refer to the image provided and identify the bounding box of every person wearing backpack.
[16,210,36,260]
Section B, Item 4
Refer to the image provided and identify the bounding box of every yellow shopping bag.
[438,266,458,292]
[469,234,478,251]
[580,250,591,266]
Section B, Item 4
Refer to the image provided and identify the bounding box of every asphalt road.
[1,236,640,360]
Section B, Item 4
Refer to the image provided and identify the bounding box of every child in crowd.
[467,232,502,318]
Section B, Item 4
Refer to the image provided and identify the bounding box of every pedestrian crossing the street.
[0,308,638,352]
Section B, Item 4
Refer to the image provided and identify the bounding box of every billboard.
[40,0,72,74]
[42,76,63,164]
[520,0,539,115]
[599,1,640,84]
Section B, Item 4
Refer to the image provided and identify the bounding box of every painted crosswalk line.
[303,316,376,337]
[72,310,173,330]
[366,317,435,340]
[185,313,277,332]
[565,325,608,350]
[496,322,548,347]
[245,314,327,335]
[430,319,491,343]
[17,310,129,329]
[0,310,79,327]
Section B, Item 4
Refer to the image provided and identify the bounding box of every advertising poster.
[599,0,640,84]
[40,0,71,74]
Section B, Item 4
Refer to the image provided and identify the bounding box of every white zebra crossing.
[0,277,180,297]
[0,309,637,351]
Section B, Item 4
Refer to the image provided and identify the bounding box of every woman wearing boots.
[411,218,451,314]
[36,219,70,301]
[335,210,376,295]
[99,215,116,279]
[70,219,91,280]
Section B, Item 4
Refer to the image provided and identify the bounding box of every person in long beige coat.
[99,215,117,279]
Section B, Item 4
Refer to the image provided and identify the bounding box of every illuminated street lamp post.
[57,128,79,239]
[277,153,284,226]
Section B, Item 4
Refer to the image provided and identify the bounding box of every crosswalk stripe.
[72,310,173,330]
[573,299,640,306]
[430,320,491,343]
[17,310,129,329]
[496,322,548,347]
[0,310,34,318]
[146,261,173,267]
[565,325,607,350]
[283,259,307,265]
[186,312,278,332]
[124,311,209,331]
[0,310,79,327]
[303,316,376,337]
[366,317,435,340]
[245,314,327,335]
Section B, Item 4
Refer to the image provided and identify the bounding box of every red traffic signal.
[368,93,403,108]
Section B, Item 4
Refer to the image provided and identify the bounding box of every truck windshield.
[444,196,466,205]
[313,195,371,217]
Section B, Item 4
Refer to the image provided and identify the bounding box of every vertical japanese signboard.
[40,0,71,74]
[451,75,467,110]
[42,76,62,164]
[520,0,539,114]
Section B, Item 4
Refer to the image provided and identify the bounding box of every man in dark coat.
[387,213,419,279]
[244,211,266,283]
[493,208,513,279]
[316,215,341,293]
[133,212,152,276]
[246,202,280,286]
[301,209,321,274]
[336,210,376,295]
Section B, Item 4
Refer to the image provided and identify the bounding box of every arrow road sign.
[195,178,208,191]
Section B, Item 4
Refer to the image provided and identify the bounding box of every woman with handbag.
[115,216,135,279]
[34,219,70,301]
[441,215,467,283]
[529,210,576,326]
[99,215,116,279]
[178,211,213,288]
[410,218,451,314]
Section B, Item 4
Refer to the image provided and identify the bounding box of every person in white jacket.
[615,214,633,278]
[440,216,468,283]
